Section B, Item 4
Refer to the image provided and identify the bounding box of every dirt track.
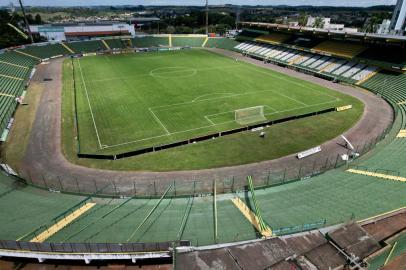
[18,49,393,195]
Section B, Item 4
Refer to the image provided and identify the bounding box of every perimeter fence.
[0,120,395,198]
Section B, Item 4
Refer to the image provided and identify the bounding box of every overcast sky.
[2,0,398,7]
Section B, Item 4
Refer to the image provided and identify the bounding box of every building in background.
[390,0,406,35]
[377,19,391,35]
[29,22,136,41]
[306,16,358,33]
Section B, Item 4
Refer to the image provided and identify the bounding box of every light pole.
[205,0,209,35]
[18,0,34,43]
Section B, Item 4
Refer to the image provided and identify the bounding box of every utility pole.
[205,0,209,35]
[18,0,34,43]
[236,6,240,30]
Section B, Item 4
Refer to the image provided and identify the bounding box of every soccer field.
[72,49,356,155]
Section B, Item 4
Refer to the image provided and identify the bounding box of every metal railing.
[0,239,190,254]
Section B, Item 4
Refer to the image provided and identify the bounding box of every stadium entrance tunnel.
[149,66,197,78]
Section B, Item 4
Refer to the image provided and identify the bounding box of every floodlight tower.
[390,0,406,34]
[18,0,34,43]
[205,0,209,34]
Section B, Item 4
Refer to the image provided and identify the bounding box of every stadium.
[0,4,406,270]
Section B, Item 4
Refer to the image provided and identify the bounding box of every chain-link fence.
[1,122,394,198]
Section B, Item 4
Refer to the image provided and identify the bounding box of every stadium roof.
[36,22,133,27]
[240,21,406,43]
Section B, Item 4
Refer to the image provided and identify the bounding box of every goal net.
[235,106,266,125]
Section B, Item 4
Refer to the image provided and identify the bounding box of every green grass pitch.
[72,49,360,157]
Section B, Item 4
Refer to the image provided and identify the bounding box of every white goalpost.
[235,106,266,125]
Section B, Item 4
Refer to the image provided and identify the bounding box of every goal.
[235,106,266,125]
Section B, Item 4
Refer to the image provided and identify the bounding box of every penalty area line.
[204,116,215,126]
[148,108,171,135]
[103,99,340,150]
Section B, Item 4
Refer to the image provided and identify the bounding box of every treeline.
[145,10,236,34]
[0,10,43,49]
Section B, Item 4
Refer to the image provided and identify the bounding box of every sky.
[1,0,399,7]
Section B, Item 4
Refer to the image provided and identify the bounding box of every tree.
[0,10,28,49]
[363,16,381,33]
[175,26,192,34]
[26,14,34,24]
[166,26,175,34]
[34,14,42,24]
[298,13,309,26]
[313,17,325,29]
[218,15,235,28]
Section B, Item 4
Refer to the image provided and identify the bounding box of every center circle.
[149,66,197,78]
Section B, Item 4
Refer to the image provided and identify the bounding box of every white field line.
[149,66,197,78]
[245,64,340,102]
[88,55,341,150]
[103,123,220,149]
[151,89,330,113]
[205,100,336,124]
[205,105,276,118]
[192,92,236,102]
[102,99,338,149]
[204,116,216,126]
[151,90,275,111]
[148,108,171,135]
[89,64,243,83]
[77,59,103,149]
[272,91,308,106]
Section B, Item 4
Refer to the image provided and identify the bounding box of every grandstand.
[235,29,267,41]
[67,40,105,54]
[0,31,405,267]
[255,33,291,44]
[0,51,37,136]
[312,40,366,59]
[133,36,169,47]
[171,36,206,47]
[234,39,379,84]
[357,47,406,69]
[17,43,70,59]
[203,37,239,50]
[105,38,126,50]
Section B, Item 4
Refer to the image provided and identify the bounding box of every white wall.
[30,23,135,41]
[64,24,135,36]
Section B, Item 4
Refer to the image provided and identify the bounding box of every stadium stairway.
[101,39,111,50]
[105,38,126,50]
